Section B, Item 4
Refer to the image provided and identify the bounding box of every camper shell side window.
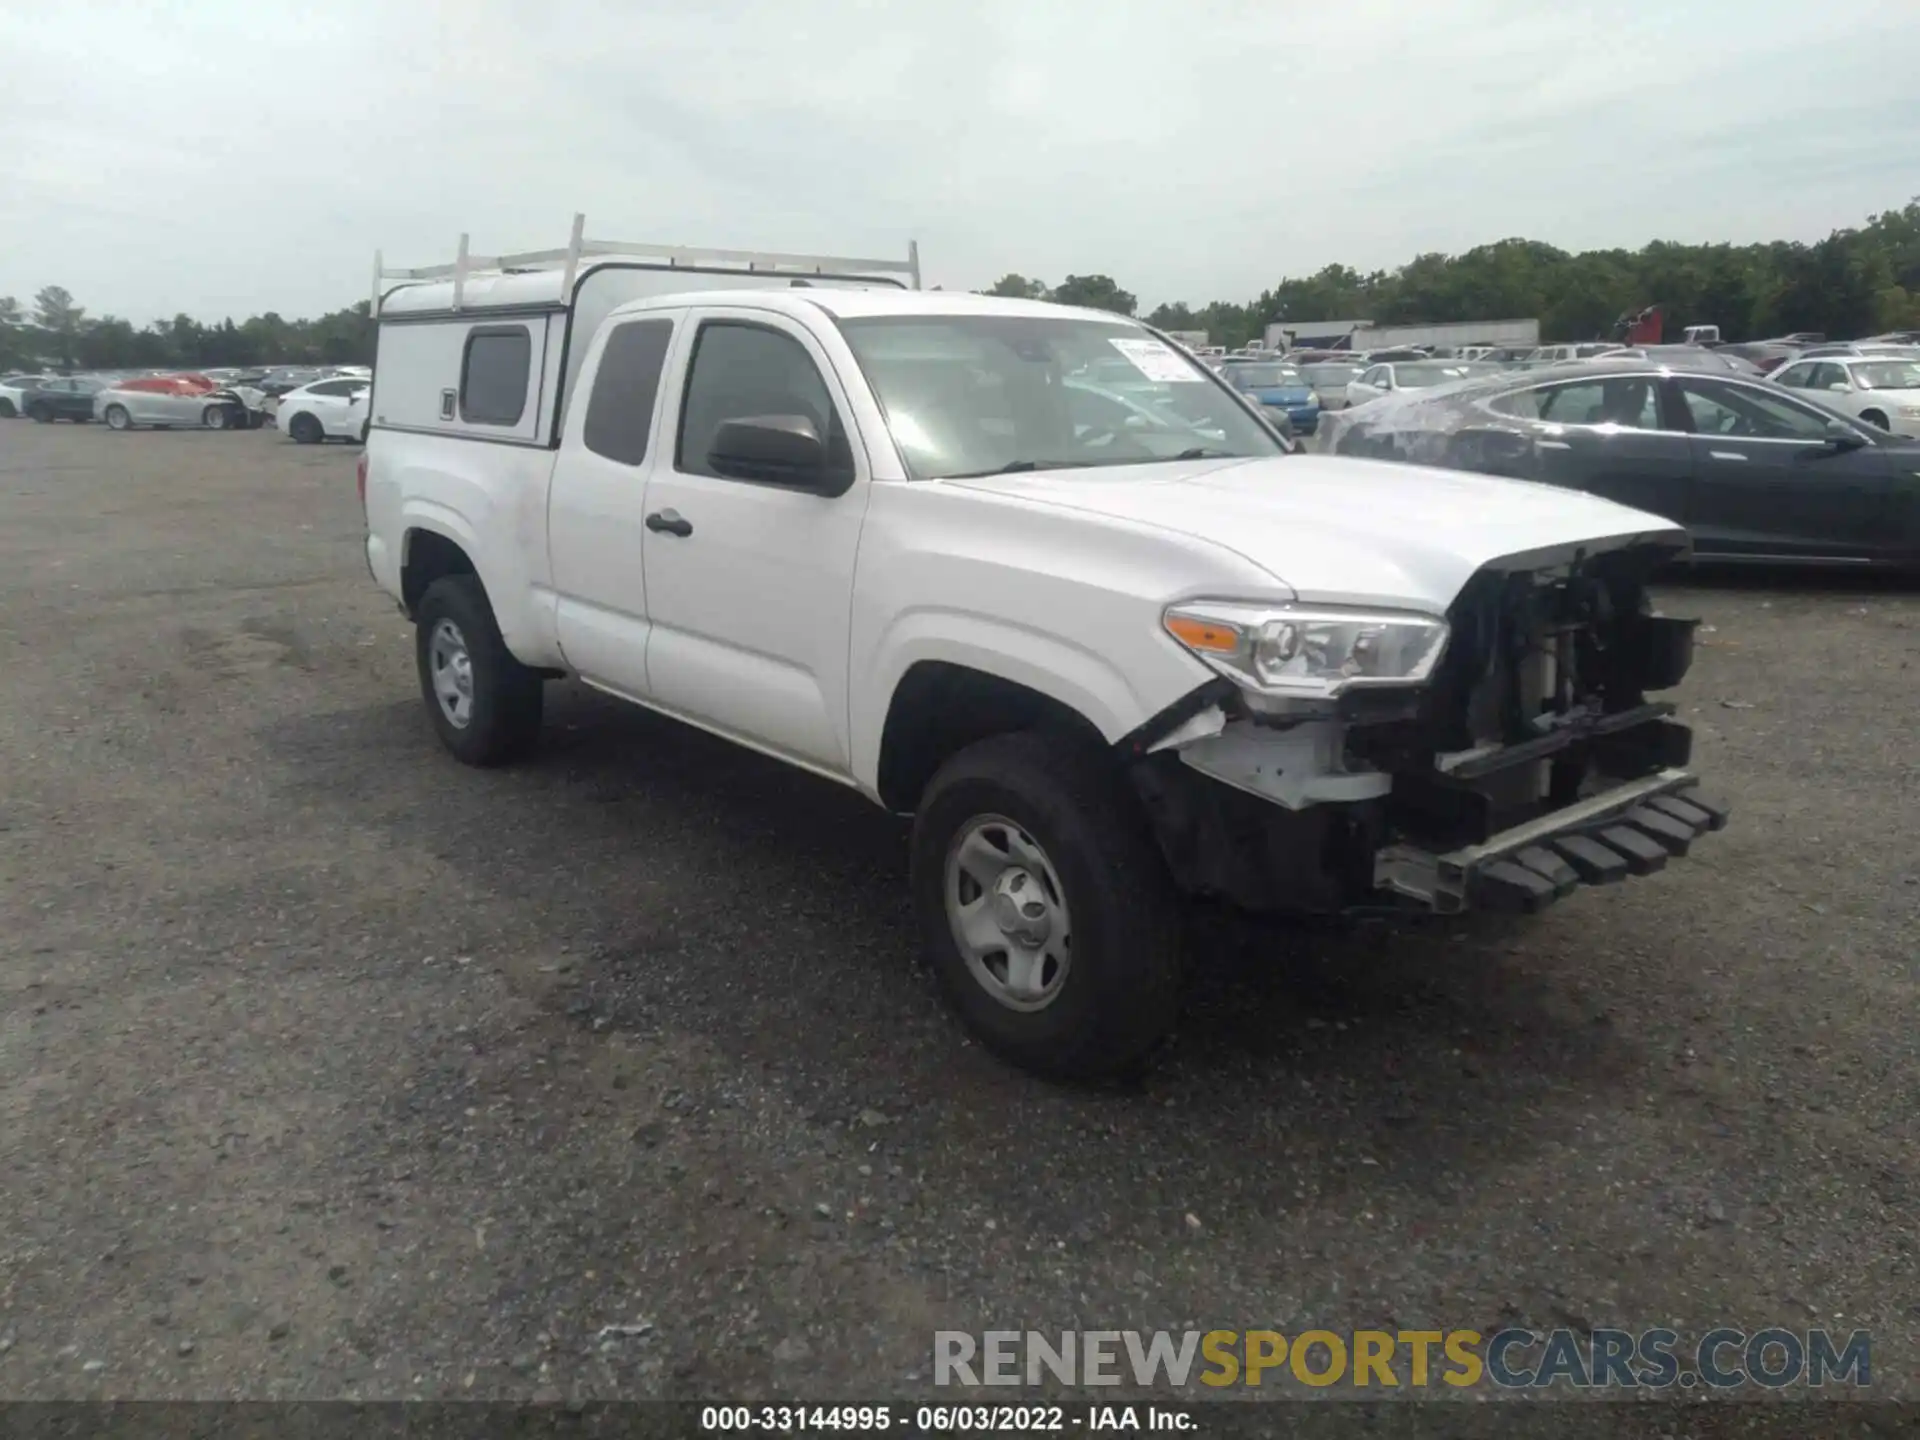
[460,325,533,427]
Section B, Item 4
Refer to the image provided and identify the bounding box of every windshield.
[1853,361,1920,390]
[836,315,1284,479]
[1227,365,1305,389]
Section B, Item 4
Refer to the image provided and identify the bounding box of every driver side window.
[676,321,852,483]
[1679,379,1835,440]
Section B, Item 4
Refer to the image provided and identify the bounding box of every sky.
[3,0,1918,326]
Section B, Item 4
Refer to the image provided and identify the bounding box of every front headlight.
[1163,601,1449,698]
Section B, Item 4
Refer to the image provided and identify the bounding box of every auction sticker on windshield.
[1110,338,1203,382]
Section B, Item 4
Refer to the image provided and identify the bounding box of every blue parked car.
[1223,360,1321,434]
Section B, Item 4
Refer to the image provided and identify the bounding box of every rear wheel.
[201,404,231,431]
[28,404,53,423]
[287,412,323,444]
[413,575,544,766]
[104,405,131,430]
[0,398,15,418]
[910,731,1183,1079]
[1861,409,1890,431]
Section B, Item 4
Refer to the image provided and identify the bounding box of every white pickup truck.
[360,226,1726,1078]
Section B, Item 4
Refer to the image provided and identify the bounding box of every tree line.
[984,197,1920,349]
[0,288,375,373]
[7,197,1917,372]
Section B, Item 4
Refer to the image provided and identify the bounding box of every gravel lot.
[0,422,1913,1405]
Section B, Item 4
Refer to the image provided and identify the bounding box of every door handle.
[1537,439,1572,451]
[645,509,693,537]
[1708,450,1749,462]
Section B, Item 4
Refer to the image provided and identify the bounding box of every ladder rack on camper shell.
[372,212,921,315]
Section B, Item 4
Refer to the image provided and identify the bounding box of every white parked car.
[276,377,371,443]
[1343,360,1495,407]
[1528,343,1618,365]
[0,373,54,418]
[360,226,1726,1079]
[1770,354,1920,437]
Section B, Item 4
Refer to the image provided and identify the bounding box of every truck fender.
[853,610,1191,795]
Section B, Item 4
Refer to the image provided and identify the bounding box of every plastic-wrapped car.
[94,374,265,431]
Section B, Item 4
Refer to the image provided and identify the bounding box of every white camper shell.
[368,214,921,448]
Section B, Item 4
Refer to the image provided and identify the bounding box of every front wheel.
[0,399,15,418]
[287,412,323,444]
[104,405,132,430]
[910,731,1183,1079]
[414,575,544,766]
[202,404,231,431]
[28,405,53,423]
[1861,410,1890,431]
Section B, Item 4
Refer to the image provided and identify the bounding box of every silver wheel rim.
[428,619,475,729]
[107,408,128,429]
[944,814,1073,1012]
[205,407,227,430]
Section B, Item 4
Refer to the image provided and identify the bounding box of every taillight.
[356,450,369,507]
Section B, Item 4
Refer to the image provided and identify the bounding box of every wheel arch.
[400,519,482,618]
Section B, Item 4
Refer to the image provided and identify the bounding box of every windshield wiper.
[1171,446,1241,460]
[941,459,1090,478]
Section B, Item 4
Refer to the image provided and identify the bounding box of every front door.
[1674,376,1894,561]
[638,309,871,777]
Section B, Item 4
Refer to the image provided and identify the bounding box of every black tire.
[910,730,1183,1079]
[359,421,370,444]
[287,413,322,444]
[0,398,15,418]
[28,404,53,423]
[1861,410,1890,431]
[413,575,544,767]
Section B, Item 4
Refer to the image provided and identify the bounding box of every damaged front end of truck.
[1126,538,1729,917]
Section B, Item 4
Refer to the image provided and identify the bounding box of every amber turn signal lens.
[1164,614,1243,654]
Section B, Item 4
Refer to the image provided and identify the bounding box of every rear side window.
[583,319,674,464]
[460,325,531,426]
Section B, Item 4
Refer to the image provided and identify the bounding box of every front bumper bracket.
[1372,768,1729,914]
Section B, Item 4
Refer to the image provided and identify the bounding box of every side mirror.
[708,414,829,488]
[1821,419,1867,451]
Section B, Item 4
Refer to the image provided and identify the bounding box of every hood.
[942,455,1687,611]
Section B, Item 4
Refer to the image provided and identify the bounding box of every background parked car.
[22,376,105,423]
[1320,359,1920,566]
[1343,359,1496,406]
[1593,345,1766,375]
[255,368,325,399]
[1297,360,1366,409]
[1770,354,1920,436]
[274,378,370,443]
[0,374,55,418]
[1220,359,1322,433]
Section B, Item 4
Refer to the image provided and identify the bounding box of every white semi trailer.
[1266,317,1540,353]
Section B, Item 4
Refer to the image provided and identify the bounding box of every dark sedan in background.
[1320,360,1920,567]
[21,377,106,423]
